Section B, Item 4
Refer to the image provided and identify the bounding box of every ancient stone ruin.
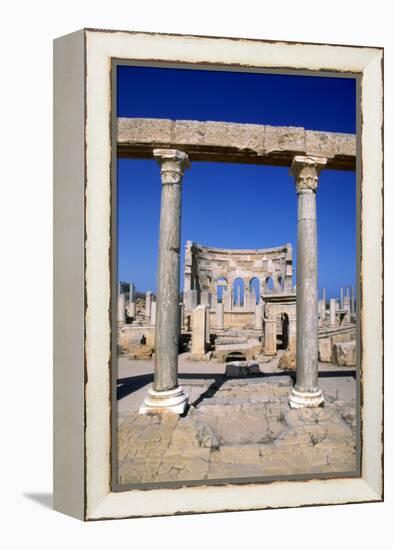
[116,117,357,415]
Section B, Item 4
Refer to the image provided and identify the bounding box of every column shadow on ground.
[116,368,355,402]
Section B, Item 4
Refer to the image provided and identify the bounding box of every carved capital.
[153,148,190,185]
[290,155,327,193]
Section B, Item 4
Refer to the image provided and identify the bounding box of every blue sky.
[117,66,356,300]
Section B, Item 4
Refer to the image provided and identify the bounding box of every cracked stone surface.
[117,364,356,485]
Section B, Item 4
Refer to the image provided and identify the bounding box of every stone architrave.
[289,156,327,409]
[150,301,157,326]
[140,149,190,415]
[191,305,207,356]
[117,292,126,325]
[264,317,277,356]
[216,302,224,329]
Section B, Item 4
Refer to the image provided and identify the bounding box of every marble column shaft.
[152,149,190,392]
[289,156,326,408]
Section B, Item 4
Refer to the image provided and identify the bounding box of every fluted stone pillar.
[140,149,190,415]
[340,287,344,309]
[289,156,327,409]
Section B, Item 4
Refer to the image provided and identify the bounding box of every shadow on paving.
[116,367,355,401]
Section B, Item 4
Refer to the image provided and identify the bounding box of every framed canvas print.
[53,28,383,520]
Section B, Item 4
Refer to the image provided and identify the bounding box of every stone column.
[127,301,136,320]
[343,295,351,323]
[216,302,224,329]
[205,306,211,345]
[288,315,297,352]
[255,302,263,330]
[129,282,135,303]
[191,305,207,356]
[140,149,190,415]
[351,285,355,315]
[117,289,126,326]
[264,317,277,356]
[145,291,152,320]
[289,156,327,409]
[329,299,337,327]
[340,287,344,309]
[179,303,184,331]
[150,301,157,326]
[322,288,326,319]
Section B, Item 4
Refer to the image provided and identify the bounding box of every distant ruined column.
[340,287,344,309]
[129,282,135,303]
[117,286,126,326]
[140,149,190,415]
[329,299,337,327]
[150,300,157,326]
[289,156,327,409]
[321,288,326,319]
[145,291,153,320]
[351,286,355,316]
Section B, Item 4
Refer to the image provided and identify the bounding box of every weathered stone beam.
[118,118,356,170]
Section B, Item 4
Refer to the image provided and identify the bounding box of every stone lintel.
[118,118,356,171]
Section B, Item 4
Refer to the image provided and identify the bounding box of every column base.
[289,387,325,409]
[139,386,188,415]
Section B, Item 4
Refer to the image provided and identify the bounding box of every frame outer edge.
[53,29,86,521]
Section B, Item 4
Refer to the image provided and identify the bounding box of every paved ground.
[117,354,357,485]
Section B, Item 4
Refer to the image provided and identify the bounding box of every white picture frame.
[53,28,383,520]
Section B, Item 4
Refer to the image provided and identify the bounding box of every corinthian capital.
[290,155,327,193]
[153,149,190,185]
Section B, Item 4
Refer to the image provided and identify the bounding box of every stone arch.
[215,276,228,303]
[264,276,275,293]
[249,277,261,303]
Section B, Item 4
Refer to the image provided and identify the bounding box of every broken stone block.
[128,344,154,359]
[319,338,332,363]
[278,350,296,370]
[332,341,356,366]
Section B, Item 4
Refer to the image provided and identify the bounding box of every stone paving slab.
[117,372,356,485]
